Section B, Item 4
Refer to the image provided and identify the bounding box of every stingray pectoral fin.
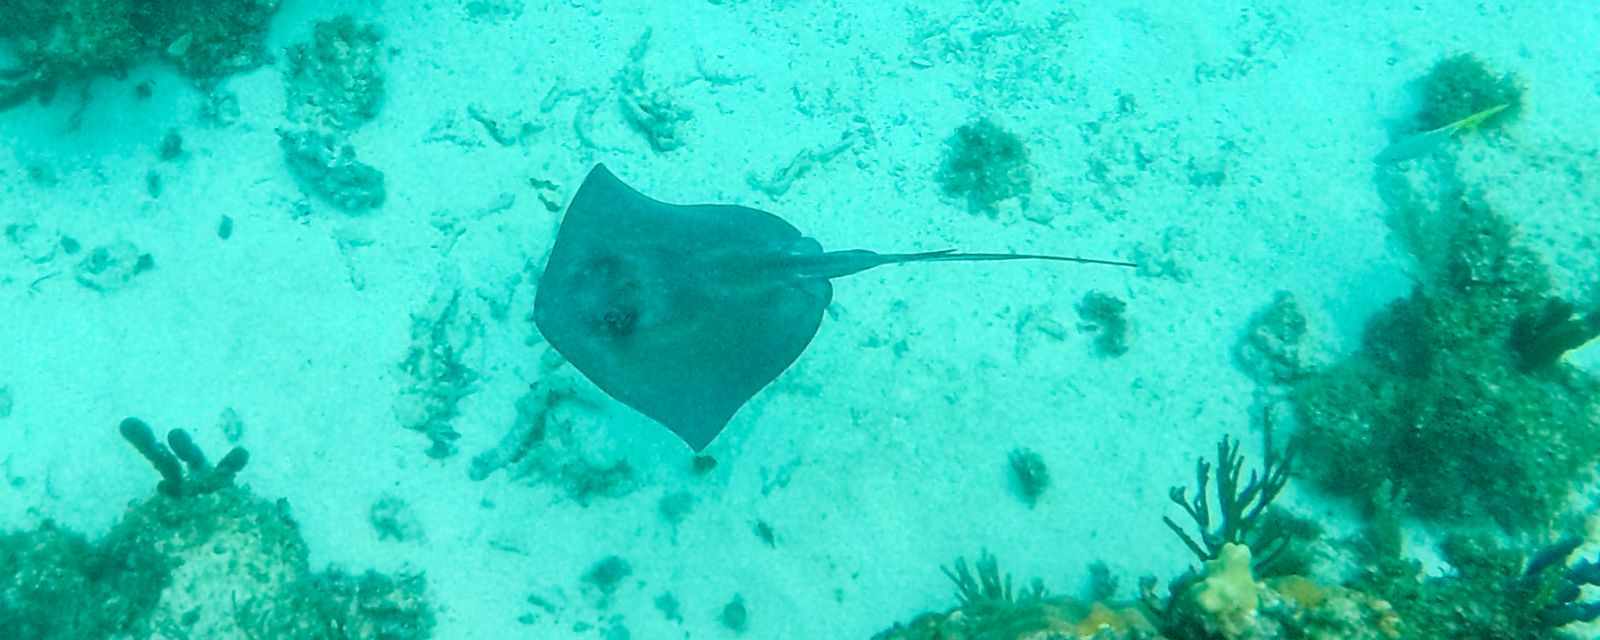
[569,277,832,452]
[538,281,767,452]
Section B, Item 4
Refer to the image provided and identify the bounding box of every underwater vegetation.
[1077,291,1131,358]
[1354,501,1600,640]
[0,0,280,110]
[938,117,1034,215]
[0,418,435,639]
[1232,292,1309,386]
[1291,185,1600,529]
[1149,544,1401,640]
[1411,53,1522,134]
[720,594,749,634]
[582,555,633,607]
[1008,448,1051,508]
[874,424,1404,640]
[876,550,1158,640]
[370,494,428,543]
[0,520,165,639]
[878,418,1600,639]
[1306,49,1595,528]
[1376,54,1523,164]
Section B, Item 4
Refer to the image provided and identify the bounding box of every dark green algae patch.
[1291,185,1600,531]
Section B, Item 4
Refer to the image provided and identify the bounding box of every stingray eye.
[586,257,615,276]
[600,306,638,336]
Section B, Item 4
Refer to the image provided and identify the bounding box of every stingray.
[533,164,1134,452]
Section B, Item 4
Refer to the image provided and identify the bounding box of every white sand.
[2,1,1597,638]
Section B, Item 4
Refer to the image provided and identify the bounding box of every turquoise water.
[2,2,1598,639]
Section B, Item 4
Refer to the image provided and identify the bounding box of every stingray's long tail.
[804,249,1135,280]
[882,249,1138,269]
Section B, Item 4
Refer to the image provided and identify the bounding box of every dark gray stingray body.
[534,164,1132,451]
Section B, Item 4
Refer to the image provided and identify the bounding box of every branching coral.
[878,418,1399,640]
[941,552,1045,610]
[1162,424,1295,573]
[1356,531,1600,639]
[875,552,1154,640]
[1525,537,1600,627]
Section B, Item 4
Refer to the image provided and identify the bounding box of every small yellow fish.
[1374,103,1510,164]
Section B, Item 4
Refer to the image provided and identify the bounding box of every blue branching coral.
[1356,529,1600,639]
[1162,429,1295,573]
[1524,537,1600,628]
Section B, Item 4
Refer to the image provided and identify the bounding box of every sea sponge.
[1190,543,1261,639]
